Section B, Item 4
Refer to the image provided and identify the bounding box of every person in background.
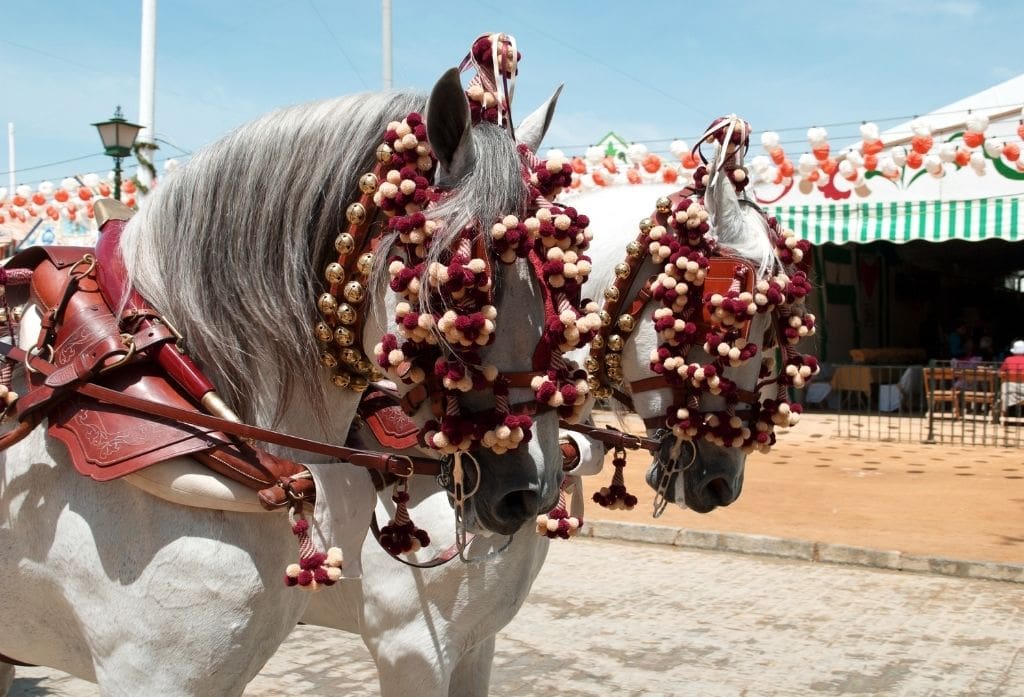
[947,322,967,359]
[1000,340,1024,418]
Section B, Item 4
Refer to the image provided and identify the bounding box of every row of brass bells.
[314,169,382,393]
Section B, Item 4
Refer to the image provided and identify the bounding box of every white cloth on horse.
[306,462,376,578]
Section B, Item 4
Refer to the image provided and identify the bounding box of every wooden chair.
[958,366,997,421]
[923,367,958,419]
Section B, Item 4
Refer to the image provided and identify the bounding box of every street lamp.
[92,106,143,201]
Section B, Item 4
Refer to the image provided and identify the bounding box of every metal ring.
[67,254,97,282]
[23,344,53,374]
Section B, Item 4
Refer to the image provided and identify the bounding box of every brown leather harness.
[0,237,440,513]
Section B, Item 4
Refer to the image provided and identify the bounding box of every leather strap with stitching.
[0,342,441,479]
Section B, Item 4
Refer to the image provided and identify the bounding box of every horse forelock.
[121,90,428,426]
[370,121,530,335]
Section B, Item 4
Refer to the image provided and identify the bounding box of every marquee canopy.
[752,75,1024,245]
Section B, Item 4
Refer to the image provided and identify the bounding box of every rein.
[0,340,441,479]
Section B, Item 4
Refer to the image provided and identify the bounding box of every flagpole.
[382,0,392,89]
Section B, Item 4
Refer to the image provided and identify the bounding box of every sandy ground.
[582,411,1024,564]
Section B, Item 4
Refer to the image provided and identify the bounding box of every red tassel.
[536,477,583,539]
[592,446,638,510]
[378,480,430,555]
[283,507,343,590]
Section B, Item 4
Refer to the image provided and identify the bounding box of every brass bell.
[587,375,601,391]
[340,348,360,365]
[355,359,372,374]
[585,356,600,373]
[359,172,379,194]
[614,262,631,279]
[346,202,367,226]
[656,197,672,214]
[590,334,605,349]
[334,327,355,347]
[603,286,619,302]
[606,365,623,381]
[376,143,393,163]
[335,232,356,255]
[595,385,612,399]
[331,371,352,388]
[605,353,621,367]
[320,350,338,368]
[638,217,654,234]
[350,375,369,392]
[617,314,636,332]
[599,310,612,327]
[336,303,358,325]
[626,241,643,258]
[318,293,338,316]
[314,321,333,343]
[607,334,624,352]
[356,252,375,277]
[325,262,345,284]
[369,368,385,382]
[343,281,365,304]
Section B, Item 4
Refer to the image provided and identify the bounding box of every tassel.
[536,475,583,539]
[283,507,343,591]
[378,479,430,555]
[592,446,638,510]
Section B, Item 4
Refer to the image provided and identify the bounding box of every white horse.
[0,68,570,697]
[563,150,813,513]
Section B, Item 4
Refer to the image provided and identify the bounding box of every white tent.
[751,75,1024,245]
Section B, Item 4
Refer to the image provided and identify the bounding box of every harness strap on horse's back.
[0,341,442,483]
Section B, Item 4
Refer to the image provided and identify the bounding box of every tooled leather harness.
[0,219,440,512]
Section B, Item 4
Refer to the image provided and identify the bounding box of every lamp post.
[92,106,143,201]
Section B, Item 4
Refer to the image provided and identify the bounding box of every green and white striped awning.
[768,196,1024,245]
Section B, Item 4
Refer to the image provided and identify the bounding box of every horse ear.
[516,84,563,152]
[426,67,476,185]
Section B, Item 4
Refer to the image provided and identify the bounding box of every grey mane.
[120,90,501,426]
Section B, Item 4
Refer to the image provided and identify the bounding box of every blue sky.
[3,0,1024,187]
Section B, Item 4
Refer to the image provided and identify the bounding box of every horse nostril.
[706,477,734,505]
[494,490,540,525]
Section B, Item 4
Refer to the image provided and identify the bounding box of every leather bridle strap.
[0,342,441,478]
[629,375,761,405]
[558,420,660,453]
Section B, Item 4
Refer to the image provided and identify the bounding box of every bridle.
[564,167,820,516]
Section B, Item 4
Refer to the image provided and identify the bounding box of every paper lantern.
[962,131,984,148]
[911,135,933,155]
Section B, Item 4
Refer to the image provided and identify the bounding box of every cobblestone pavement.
[9,538,1023,696]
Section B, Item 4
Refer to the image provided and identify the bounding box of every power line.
[305,0,369,90]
